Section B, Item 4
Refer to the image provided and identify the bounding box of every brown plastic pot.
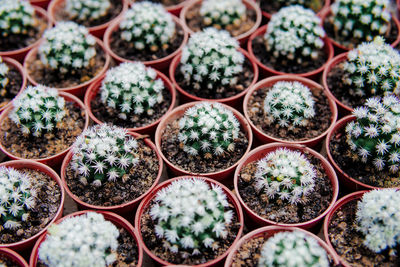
[0,160,65,252]
[225,225,340,266]
[233,142,339,230]
[24,37,111,98]
[29,210,143,267]
[259,0,331,20]
[0,248,28,267]
[169,48,259,109]
[0,92,89,168]
[135,176,244,267]
[243,75,338,148]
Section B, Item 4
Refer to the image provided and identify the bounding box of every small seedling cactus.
[199,0,246,29]
[180,28,244,91]
[65,0,111,21]
[38,21,97,74]
[100,62,165,119]
[264,5,325,63]
[70,124,139,187]
[177,102,240,159]
[150,178,234,255]
[255,148,316,204]
[258,230,330,267]
[119,1,176,52]
[263,81,315,129]
[38,212,119,267]
[356,189,400,255]
[345,95,400,173]
[0,57,9,90]
[9,85,66,137]
[0,166,36,231]
[0,0,36,37]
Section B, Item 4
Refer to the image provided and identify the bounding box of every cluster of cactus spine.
[0,0,36,37]
[119,1,176,52]
[343,37,400,97]
[9,85,66,137]
[255,148,316,204]
[258,230,330,267]
[38,212,119,267]
[150,178,234,256]
[0,57,9,90]
[356,189,400,255]
[180,28,244,91]
[263,81,315,129]
[100,62,165,119]
[264,5,325,63]
[199,0,246,29]
[345,95,400,173]
[70,124,139,187]
[65,0,111,21]
[178,102,240,159]
[0,166,36,231]
[38,21,97,74]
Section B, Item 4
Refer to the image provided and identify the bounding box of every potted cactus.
[257,0,330,19]
[133,0,187,16]
[135,176,244,266]
[0,248,28,267]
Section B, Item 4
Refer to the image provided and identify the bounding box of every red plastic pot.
[155,101,253,184]
[135,176,244,267]
[0,248,28,267]
[24,37,111,98]
[0,92,89,168]
[29,0,50,9]
[225,225,340,266]
[84,69,176,135]
[48,0,128,38]
[103,15,188,72]
[169,48,259,109]
[243,75,338,148]
[247,24,334,80]
[29,210,144,267]
[233,142,339,230]
[0,160,65,252]
[60,131,163,215]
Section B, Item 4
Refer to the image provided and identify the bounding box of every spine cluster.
[65,0,111,21]
[199,0,246,29]
[0,0,36,37]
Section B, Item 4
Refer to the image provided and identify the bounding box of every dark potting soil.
[238,152,333,224]
[258,0,325,15]
[65,139,159,206]
[25,44,106,89]
[328,200,398,267]
[0,254,19,267]
[329,127,400,188]
[251,36,328,74]
[0,102,85,159]
[0,66,23,110]
[0,168,61,245]
[247,86,332,141]
[161,119,249,174]
[139,0,185,7]
[175,59,254,99]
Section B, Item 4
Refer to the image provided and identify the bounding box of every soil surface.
[258,0,325,15]
[0,66,23,109]
[139,0,185,7]
[0,254,18,267]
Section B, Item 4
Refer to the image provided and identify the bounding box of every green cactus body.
[199,0,246,29]
[0,57,9,90]
[65,0,111,21]
[0,0,36,37]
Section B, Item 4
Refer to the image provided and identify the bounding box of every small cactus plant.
[0,166,36,231]
[0,0,36,37]
[0,57,9,90]
[258,230,330,267]
[264,5,325,63]
[119,1,176,52]
[70,124,139,187]
[100,62,165,119]
[38,21,97,74]
[150,178,234,255]
[199,0,246,29]
[255,148,316,204]
[38,212,120,267]
[180,28,244,91]
[345,95,400,173]
[65,0,111,21]
[9,85,66,137]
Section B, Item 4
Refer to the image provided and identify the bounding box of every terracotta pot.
[225,225,340,267]
[0,248,28,267]
[84,69,176,135]
[29,210,143,267]
[247,24,334,80]
[169,48,259,109]
[24,37,111,98]
[0,6,51,62]
[155,101,253,184]
[60,131,163,215]
[0,92,89,168]
[0,160,65,252]
[243,75,338,148]
[103,15,188,72]
[180,0,262,46]
[48,0,128,38]
[135,176,244,267]
[233,142,339,230]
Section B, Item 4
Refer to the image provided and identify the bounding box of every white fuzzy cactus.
[199,0,246,29]
[0,0,36,37]
[38,212,120,267]
[65,0,111,21]
[0,57,9,89]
